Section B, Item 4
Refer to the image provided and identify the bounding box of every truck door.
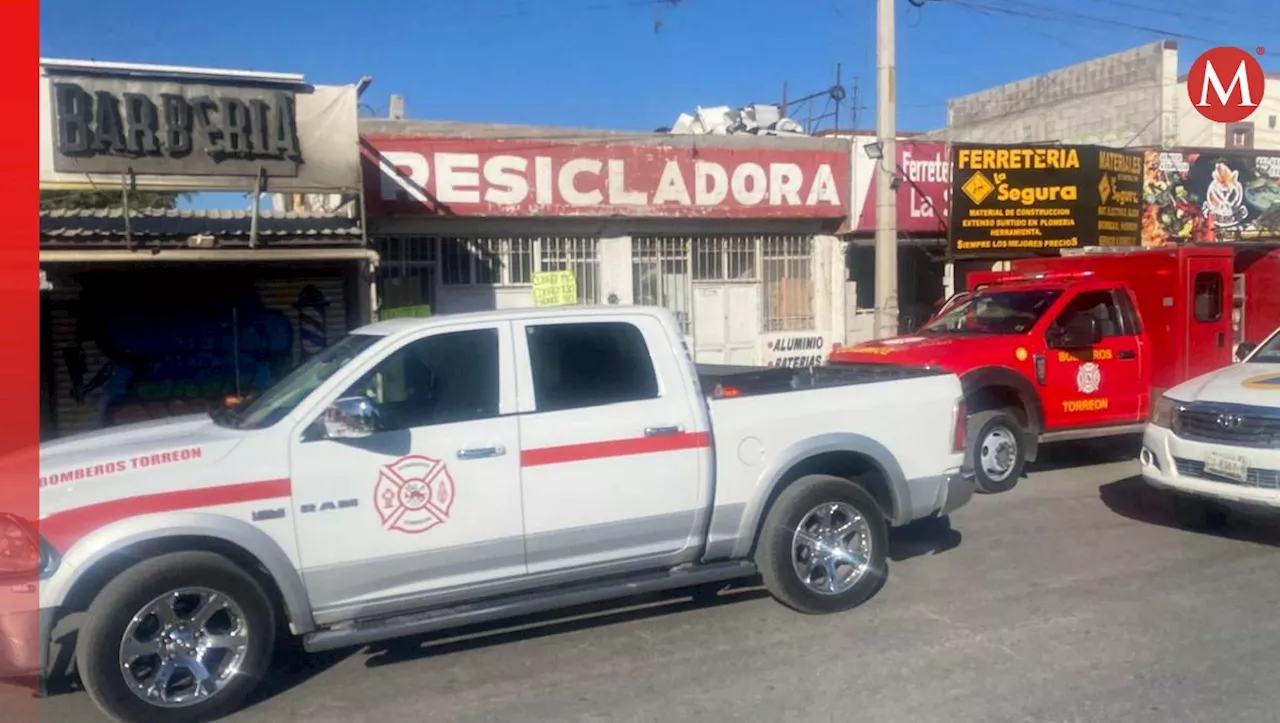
[1187,258,1233,378]
[1041,288,1144,430]
[513,313,707,575]
[289,320,528,616]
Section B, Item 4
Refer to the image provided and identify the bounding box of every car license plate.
[1204,451,1249,483]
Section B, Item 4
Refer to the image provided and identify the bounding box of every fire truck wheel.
[76,551,276,723]
[969,409,1025,494]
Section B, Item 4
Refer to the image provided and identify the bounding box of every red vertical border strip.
[0,0,41,719]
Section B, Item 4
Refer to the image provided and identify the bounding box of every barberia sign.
[48,75,303,177]
[364,138,849,218]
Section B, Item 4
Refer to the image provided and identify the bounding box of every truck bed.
[697,362,946,399]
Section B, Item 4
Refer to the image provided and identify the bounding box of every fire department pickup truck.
[24,306,973,723]
[1141,324,1280,530]
[831,246,1251,495]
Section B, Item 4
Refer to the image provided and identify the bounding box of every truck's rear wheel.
[969,409,1026,494]
[754,474,888,614]
[77,551,276,723]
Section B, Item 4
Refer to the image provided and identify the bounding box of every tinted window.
[1194,272,1223,322]
[527,322,659,412]
[1053,290,1124,339]
[342,329,500,431]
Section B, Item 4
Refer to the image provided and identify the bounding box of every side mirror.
[1236,341,1258,361]
[323,396,378,439]
[1048,315,1102,349]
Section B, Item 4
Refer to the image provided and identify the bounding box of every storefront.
[361,120,852,367]
[38,59,366,438]
[844,138,952,340]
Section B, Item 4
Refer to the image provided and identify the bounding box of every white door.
[512,313,709,575]
[290,321,526,616]
[692,284,761,365]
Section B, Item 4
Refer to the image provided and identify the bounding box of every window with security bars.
[761,236,813,332]
[374,236,601,307]
[632,235,812,334]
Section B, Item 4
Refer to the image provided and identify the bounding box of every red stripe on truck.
[520,431,711,468]
[42,478,292,552]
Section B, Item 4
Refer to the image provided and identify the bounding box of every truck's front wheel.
[76,551,277,723]
[969,409,1026,494]
[755,474,888,614]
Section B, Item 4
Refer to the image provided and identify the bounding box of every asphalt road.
[18,439,1280,723]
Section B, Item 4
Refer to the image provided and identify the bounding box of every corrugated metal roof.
[40,208,363,239]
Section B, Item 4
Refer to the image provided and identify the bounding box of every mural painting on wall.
[60,275,332,428]
[1142,150,1280,246]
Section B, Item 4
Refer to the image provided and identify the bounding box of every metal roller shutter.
[47,268,348,438]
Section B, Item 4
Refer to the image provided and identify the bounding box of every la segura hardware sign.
[853,140,950,233]
[949,143,1144,254]
[48,74,302,177]
[365,137,849,218]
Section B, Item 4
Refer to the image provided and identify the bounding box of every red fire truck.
[830,246,1280,494]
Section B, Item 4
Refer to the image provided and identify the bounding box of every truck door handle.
[644,425,683,437]
[457,446,505,460]
[1118,350,1136,360]
[1217,332,1225,347]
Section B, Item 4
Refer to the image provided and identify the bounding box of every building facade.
[361,119,852,367]
[39,60,367,438]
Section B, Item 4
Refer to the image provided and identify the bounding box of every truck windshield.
[1250,332,1280,364]
[217,333,383,431]
[918,289,1063,335]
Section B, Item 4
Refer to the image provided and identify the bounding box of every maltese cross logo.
[374,454,456,534]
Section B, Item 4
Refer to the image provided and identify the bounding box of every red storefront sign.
[363,136,849,218]
[853,140,951,234]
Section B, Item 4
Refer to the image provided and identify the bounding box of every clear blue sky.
[39,0,1280,209]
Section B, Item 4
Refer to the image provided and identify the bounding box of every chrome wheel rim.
[119,587,250,709]
[980,426,1018,482]
[790,502,873,595]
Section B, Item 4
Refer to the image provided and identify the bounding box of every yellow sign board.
[533,271,578,307]
[379,304,432,320]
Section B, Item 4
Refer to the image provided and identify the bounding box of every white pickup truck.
[26,305,974,723]
[1142,325,1280,530]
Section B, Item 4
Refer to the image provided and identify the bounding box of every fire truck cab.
[832,246,1280,494]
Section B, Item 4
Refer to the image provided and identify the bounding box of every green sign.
[533,271,578,307]
[379,304,432,320]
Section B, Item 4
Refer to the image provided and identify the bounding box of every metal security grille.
[536,236,600,304]
[376,236,437,309]
[632,237,693,334]
[633,234,812,334]
[761,236,813,331]
[374,236,600,307]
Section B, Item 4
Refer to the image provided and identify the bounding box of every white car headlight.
[1149,395,1181,429]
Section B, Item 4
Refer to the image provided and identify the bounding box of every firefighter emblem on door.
[374,454,456,534]
[1076,362,1102,395]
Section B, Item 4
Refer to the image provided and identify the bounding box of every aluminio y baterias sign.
[364,136,849,218]
[949,144,1144,254]
[39,62,361,192]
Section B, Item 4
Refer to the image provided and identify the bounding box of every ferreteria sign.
[948,144,1144,254]
[49,75,302,177]
[39,60,362,193]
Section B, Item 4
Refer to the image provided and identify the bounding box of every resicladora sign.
[948,144,1144,254]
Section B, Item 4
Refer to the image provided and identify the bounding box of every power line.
[935,0,1218,43]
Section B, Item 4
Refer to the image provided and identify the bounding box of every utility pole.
[873,0,899,338]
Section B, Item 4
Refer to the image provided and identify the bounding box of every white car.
[21,305,974,723]
[1141,326,1280,530]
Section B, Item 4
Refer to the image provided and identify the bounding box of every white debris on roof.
[666,104,807,136]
